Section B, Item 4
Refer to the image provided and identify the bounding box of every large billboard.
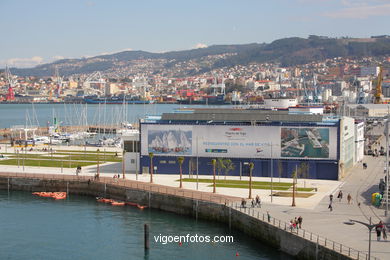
[280,128,329,158]
[141,124,338,160]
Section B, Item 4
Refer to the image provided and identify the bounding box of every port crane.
[312,74,322,103]
[5,65,15,101]
[54,66,63,98]
[84,71,105,95]
[374,66,384,104]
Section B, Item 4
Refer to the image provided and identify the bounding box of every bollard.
[144,224,150,250]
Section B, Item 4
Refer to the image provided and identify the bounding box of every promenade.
[0,147,389,259]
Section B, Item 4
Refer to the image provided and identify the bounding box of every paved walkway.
[1,145,390,258]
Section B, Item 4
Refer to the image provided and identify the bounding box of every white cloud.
[323,1,390,18]
[0,56,44,68]
[194,43,208,49]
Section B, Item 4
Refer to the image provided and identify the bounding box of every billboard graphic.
[141,124,337,160]
[148,129,192,155]
[281,128,330,158]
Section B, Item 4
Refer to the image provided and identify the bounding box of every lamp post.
[385,116,389,216]
[122,151,126,179]
[149,152,154,183]
[348,218,377,260]
[96,149,100,179]
[196,136,199,190]
[270,142,273,203]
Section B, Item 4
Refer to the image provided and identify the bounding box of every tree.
[248,162,254,199]
[177,156,184,188]
[223,159,235,180]
[211,159,217,193]
[292,166,297,207]
[149,152,154,183]
[216,158,226,179]
[298,162,310,179]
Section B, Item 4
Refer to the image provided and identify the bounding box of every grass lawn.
[296,187,315,192]
[181,178,315,192]
[57,150,118,154]
[0,159,95,168]
[273,192,315,198]
[5,153,121,163]
[181,178,292,187]
[211,183,291,190]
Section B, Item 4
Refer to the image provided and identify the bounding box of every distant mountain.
[9,36,390,77]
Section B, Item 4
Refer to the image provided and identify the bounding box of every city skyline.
[1,0,390,68]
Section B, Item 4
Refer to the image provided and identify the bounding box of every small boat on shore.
[32,192,67,199]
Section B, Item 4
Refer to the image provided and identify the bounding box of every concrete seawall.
[0,175,354,260]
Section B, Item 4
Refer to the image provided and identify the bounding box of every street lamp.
[96,149,100,179]
[348,218,376,260]
[149,152,154,183]
[384,117,389,216]
[122,151,126,179]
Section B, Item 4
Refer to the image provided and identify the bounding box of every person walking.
[241,198,246,208]
[251,199,255,208]
[376,221,383,241]
[289,220,294,232]
[329,194,333,203]
[328,201,333,211]
[298,216,303,229]
[347,193,352,204]
[337,190,343,202]
[267,211,271,223]
[383,224,388,240]
[255,195,260,207]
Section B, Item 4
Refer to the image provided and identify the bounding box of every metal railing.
[0,172,379,260]
[230,202,379,260]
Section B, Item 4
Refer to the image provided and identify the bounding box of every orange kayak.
[137,204,147,210]
[111,201,125,206]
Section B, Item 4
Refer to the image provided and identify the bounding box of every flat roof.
[157,108,329,124]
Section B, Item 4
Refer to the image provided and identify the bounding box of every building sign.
[141,124,337,160]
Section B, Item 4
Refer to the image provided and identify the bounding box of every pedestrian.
[337,190,343,202]
[383,225,388,240]
[294,217,299,230]
[328,201,333,211]
[298,216,303,229]
[347,193,352,204]
[267,211,271,223]
[251,199,255,208]
[241,198,246,208]
[376,221,383,241]
[329,194,333,203]
[289,220,294,232]
[118,174,120,178]
[255,195,260,207]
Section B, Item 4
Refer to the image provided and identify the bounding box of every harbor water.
[0,103,233,129]
[0,190,289,260]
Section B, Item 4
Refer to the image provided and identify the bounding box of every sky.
[1,0,390,68]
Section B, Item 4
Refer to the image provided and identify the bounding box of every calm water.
[0,191,288,260]
[0,103,233,129]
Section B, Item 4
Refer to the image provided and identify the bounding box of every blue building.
[138,108,355,180]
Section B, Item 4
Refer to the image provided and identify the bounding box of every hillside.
[9,36,390,77]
